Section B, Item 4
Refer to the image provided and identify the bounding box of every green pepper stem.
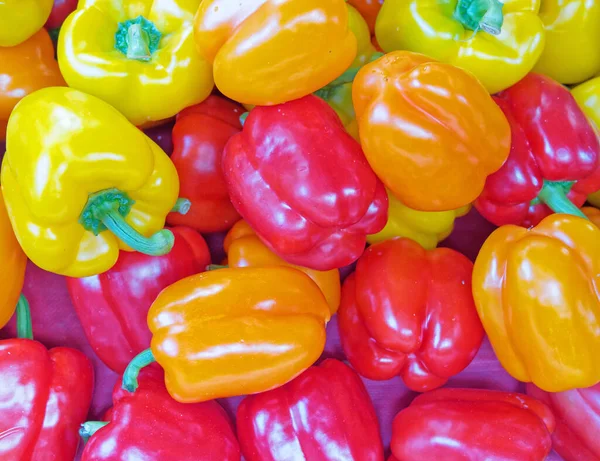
[16,294,33,340]
[538,182,589,220]
[126,23,151,61]
[79,421,109,443]
[122,349,156,393]
[315,52,385,99]
[171,198,191,215]
[239,112,249,126]
[454,0,504,35]
[207,264,228,271]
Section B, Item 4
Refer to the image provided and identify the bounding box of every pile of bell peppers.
[1,0,600,459]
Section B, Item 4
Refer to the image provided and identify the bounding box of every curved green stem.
[239,112,249,126]
[122,349,156,393]
[454,0,504,35]
[79,421,109,443]
[16,295,33,340]
[207,264,228,271]
[538,181,589,220]
[171,198,191,215]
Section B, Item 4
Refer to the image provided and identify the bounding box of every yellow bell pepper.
[533,0,600,84]
[367,189,470,249]
[58,0,213,126]
[0,0,52,47]
[375,0,545,94]
[1,87,182,278]
[348,4,377,68]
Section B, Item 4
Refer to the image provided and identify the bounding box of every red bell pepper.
[223,95,388,271]
[80,366,240,461]
[391,388,556,460]
[45,0,77,39]
[66,226,210,373]
[166,95,242,233]
[237,358,383,461]
[475,73,600,227]
[527,383,600,461]
[0,296,93,460]
[338,238,484,392]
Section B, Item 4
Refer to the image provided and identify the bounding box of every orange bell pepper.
[473,213,600,392]
[193,0,357,106]
[122,266,331,403]
[224,220,341,315]
[583,206,600,228]
[353,51,510,212]
[0,28,65,141]
[0,190,27,329]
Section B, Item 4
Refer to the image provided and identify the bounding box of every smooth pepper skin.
[166,96,242,233]
[0,28,65,141]
[476,73,600,227]
[0,0,52,47]
[527,383,600,461]
[348,0,383,33]
[348,4,378,68]
[148,266,331,403]
[193,0,357,106]
[473,214,600,392]
[533,0,600,84]
[573,76,600,131]
[0,342,93,460]
[224,220,341,315]
[338,238,484,392]
[237,359,384,461]
[375,0,545,94]
[0,191,27,330]
[353,51,510,212]
[1,87,180,277]
[58,0,213,126]
[391,388,555,461]
[223,95,388,271]
[367,189,470,249]
[66,227,210,373]
[82,367,240,461]
[45,0,78,30]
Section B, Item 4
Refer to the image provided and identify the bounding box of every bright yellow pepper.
[58,0,213,126]
[533,0,600,85]
[367,189,470,249]
[375,0,545,94]
[0,0,52,47]
[1,87,181,278]
[348,4,377,68]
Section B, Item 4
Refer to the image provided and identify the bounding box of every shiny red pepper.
[166,96,242,233]
[66,227,210,373]
[237,358,383,461]
[81,366,240,461]
[475,73,600,227]
[391,388,556,460]
[45,0,77,36]
[527,383,600,461]
[0,297,93,460]
[338,238,484,391]
[223,95,388,271]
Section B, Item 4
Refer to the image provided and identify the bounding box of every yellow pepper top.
[1,87,181,278]
[375,0,545,94]
[0,0,52,47]
[58,0,213,126]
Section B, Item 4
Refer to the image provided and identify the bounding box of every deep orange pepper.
[224,220,341,315]
[0,28,65,141]
[348,0,383,33]
[583,206,600,228]
[0,190,27,329]
[353,51,510,212]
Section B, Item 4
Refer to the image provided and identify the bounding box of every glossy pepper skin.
[573,76,600,132]
[0,0,52,47]
[476,74,600,227]
[193,0,356,106]
[82,367,240,461]
[391,388,555,460]
[0,28,65,141]
[348,0,383,34]
[0,191,27,330]
[533,0,600,84]
[166,96,241,233]
[473,214,600,392]
[348,4,377,68]
[353,51,510,212]
[66,227,210,373]
[237,359,384,461]
[223,95,388,271]
[527,383,600,461]
[145,266,331,403]
[1,87,180,277]
[375,0,544,94]
[224,220,341,315]
[367,189,470,249]
[338,238,484,391]
[45,0,78,30]
[58,0,213,126]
